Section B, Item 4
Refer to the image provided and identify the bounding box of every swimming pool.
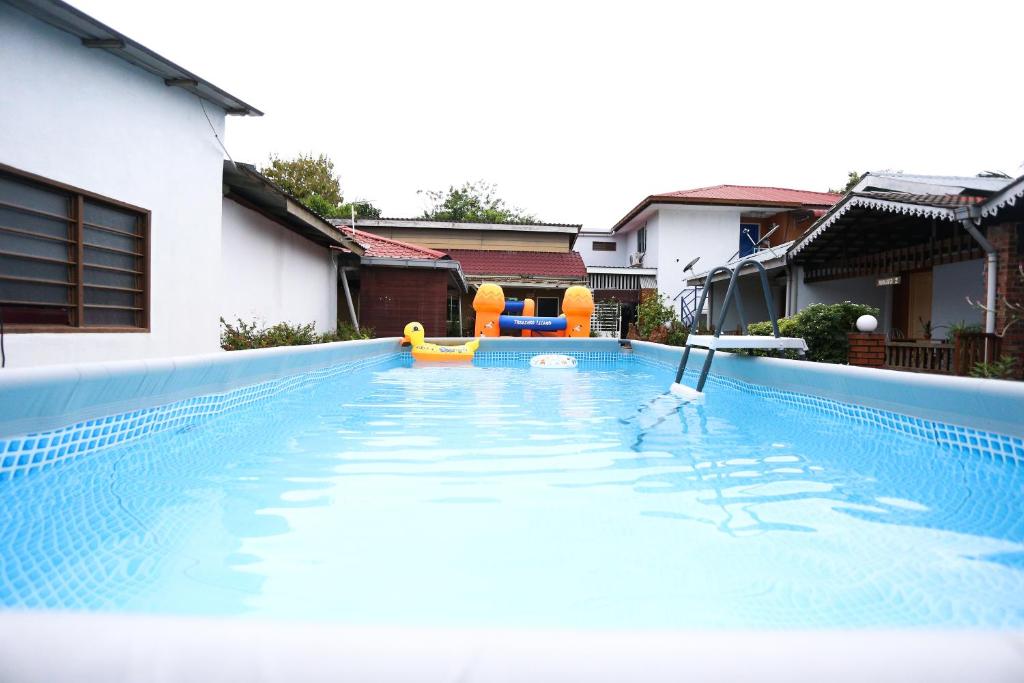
[2,345,1023,629]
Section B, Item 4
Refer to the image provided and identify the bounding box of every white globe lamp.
[856,314,878,333]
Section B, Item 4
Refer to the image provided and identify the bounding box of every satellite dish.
[683,256,700,273]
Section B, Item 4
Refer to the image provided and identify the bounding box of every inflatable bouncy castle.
[472,283,594,337]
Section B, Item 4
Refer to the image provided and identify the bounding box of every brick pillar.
[847,332,885,368]
[988,223,1024,376]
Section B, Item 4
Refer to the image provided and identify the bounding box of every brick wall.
[847,332,886,368]
[358,266,449,338]
[988,222,1024,376]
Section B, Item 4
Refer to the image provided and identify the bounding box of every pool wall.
[631,341,1024,440]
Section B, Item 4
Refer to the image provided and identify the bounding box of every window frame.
[637,226,647,254]
[591,241,617,252]
[0,162,151,334]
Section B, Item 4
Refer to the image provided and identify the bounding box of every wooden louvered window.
[0,164,149,332]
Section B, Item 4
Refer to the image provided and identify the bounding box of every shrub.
[665,319,690,347]
[221,318,372,350]
[637,292,678,340]
[747,302,880,364]
[320,321,373,342]
[970,355,1017,380]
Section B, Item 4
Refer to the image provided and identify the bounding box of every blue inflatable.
[499,315,567,331]
[503,301,526,315]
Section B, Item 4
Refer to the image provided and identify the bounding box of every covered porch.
[789,187,1022,375]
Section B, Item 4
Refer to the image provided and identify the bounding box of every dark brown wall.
[358,266,449,338]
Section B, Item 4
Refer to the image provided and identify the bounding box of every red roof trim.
[337,226,448,260]
[613,184,842,232]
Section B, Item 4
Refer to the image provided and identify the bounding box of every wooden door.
[907,270,933,339]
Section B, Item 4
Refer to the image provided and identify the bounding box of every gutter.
[359,257,469,293]
[954,206,997,335]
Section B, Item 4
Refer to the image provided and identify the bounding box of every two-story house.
[576,185,840,336]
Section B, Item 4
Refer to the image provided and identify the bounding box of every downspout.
[334,254,360,332]
[955,207,996,335]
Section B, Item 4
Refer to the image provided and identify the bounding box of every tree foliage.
[829,171,864,195]
[260,153,381,219]
[419,181,537,224]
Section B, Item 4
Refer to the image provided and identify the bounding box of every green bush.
[665,319,690,347]
[637,292,678,340]
[747,302,880,364]
[221,318,372,350]
[970,355,1017,380]
[320,321,374,343]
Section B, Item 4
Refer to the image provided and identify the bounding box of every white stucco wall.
[0,4,230,367]
[220,199,337,332]
[575,232,627,267]
[653,206,742,303]
[794,268,891,333]
[931,258,985,338]
[708,275,788,332]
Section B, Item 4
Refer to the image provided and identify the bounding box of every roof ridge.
[661,184,840,197]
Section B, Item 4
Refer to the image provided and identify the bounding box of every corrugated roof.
[337,226,448,260]
[849,192,986,207]
[445,249,588,279]
[655,185,842,205]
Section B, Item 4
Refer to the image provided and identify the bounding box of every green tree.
[261,153,380,219]
[829,171,864,195]
[419,180,537,224]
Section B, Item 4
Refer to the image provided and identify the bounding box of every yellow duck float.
[401,322,480,362]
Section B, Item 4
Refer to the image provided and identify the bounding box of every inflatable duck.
[401,322,480,362]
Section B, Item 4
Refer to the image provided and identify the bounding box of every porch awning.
[788,192,988,283]
[686,242,793,286]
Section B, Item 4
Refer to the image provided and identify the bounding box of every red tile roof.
[337,226,447,260]
[445,249,588,279]
[613,184,842,232]
[655,185,842,206]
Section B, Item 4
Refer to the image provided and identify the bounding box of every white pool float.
[529,354,577,369]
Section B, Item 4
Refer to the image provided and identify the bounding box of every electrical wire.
[197,95,235,165]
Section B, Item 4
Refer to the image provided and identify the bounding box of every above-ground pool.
[2,347,1023,630]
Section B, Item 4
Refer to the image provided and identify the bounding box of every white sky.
[73,0,1024,230]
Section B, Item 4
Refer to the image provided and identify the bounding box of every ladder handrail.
[674,259,784,390]
[715,259,781,339]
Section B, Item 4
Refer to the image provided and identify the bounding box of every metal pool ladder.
[673,259,807,394]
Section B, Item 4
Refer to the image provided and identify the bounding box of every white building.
[221,162,360,334]
[577,185,839,334]
[0,0,358,368]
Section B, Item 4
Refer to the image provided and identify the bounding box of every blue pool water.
[2,355,1023,628]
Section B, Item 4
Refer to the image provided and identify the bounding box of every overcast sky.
[74,0,1023,230]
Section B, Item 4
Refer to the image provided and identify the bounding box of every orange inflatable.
[472,283,594,337]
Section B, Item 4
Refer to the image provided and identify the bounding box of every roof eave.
[789,194,959,260]
[9,0,262,116]
[223,162,362,252]
[611,196,830,233]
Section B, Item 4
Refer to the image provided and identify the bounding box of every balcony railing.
[884,333,1001,376]
[885,341,955,374]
